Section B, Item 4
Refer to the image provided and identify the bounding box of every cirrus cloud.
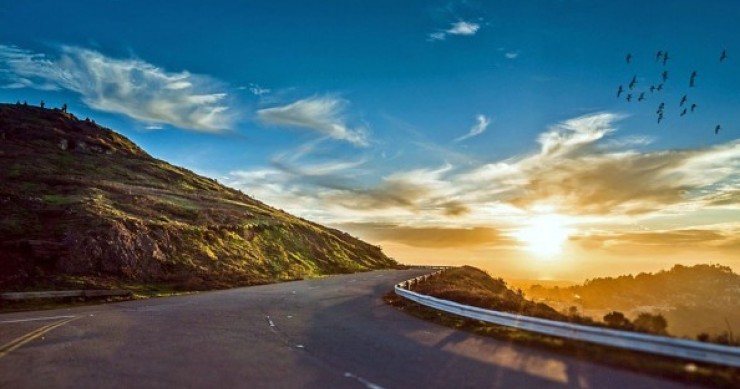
[257,96,369,146]
[0,44,235,132]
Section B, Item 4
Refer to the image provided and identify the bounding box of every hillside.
[526,264,740,339]
[412,266,568,321]
[0,102,397,291]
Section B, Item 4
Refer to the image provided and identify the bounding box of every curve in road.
[0,270,694,388]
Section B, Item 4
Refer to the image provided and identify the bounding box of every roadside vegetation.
[386,266,739,388]
[526,264,740,345]
[411,266,671,335]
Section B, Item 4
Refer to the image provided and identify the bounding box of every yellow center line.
[0,317,78,359]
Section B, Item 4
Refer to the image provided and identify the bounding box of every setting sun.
[514,214,571,258]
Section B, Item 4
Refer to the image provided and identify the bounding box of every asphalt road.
[0,269,696,388]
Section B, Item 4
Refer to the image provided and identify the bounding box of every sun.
[513,214,571,259]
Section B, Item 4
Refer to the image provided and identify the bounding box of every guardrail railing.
[395,270,740,368]
[0,290,132,301]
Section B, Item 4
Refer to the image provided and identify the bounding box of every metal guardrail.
[395,270,740,368]
[0,290,132,301]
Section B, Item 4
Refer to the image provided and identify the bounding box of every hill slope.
[0,103,397,291]
[526,264,740,338]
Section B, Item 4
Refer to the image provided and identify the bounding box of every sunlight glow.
[514,214,571,259]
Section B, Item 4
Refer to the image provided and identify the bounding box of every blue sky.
[2,0,739,279]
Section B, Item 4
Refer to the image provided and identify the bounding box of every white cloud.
[505,51,519,59]
[257,96,369,146]
[429,20,481,41]
[448,21,480,35]
[455,114,490,142]
[244,83,270,96]
[0,44,235,132]
[228,112,740,228]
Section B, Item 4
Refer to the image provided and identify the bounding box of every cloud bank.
[229,112,740,225]
[0,44,234,132]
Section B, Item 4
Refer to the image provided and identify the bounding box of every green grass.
[42,194,84,205]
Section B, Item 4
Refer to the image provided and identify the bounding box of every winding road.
[0,269,694,388]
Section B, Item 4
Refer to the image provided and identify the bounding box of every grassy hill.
[0,102,397,291]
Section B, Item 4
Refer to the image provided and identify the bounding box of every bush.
[634,313,668,335]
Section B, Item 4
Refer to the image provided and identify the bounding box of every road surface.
[0,269,695,388]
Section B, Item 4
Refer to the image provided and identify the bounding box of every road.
[0,269,695,388]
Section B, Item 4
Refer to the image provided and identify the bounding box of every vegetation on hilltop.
[411,266,671,335]
[527,264,740,343]
[0,102,397,292]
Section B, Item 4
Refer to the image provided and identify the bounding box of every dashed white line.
[265,315,275,327]
[344,372,385,389]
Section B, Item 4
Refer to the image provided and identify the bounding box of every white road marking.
[266,316,275,327]
[344,372,385,389]
[0,315,75,324]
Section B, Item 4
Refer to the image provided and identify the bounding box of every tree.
[40,100,45,109]
[633,313,668,335]
[603,311,632,329]
[61,103,67,113]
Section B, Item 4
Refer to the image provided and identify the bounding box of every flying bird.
[657,102,665,114]
[715,124,721,134]
[655,50,663,62]
[662,51,669,66]
[629,75,637,89]
[689,71,697,87]
[638,92,646,102]
[720,49,727,62]
[657,113,664,124]
[680,95,688,106]
[680,108,687,116]
[690,103,697,112]
[626,93,632,102]
[656,83,664,91]
[626,53,632,63]
[661,70,668,82]
[617,85,624,97]
[650,85,656,93]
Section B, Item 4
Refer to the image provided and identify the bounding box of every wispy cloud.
[429,20,481,41]
[0,44,235,132]
[505,51,519,59]
[229,112,740,228]
[455,114,490,142]
[257,95,369,146]
[242,83,270,96]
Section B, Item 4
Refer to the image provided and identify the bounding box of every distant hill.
[0,102,397,291]
[527,264,740,338]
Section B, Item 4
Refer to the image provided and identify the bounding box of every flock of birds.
[616,49,728,134]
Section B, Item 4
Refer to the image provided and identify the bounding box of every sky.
[1,0,739,281]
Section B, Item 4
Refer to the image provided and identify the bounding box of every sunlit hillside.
[526,264,740,340]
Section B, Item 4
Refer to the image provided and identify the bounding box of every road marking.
[344,372,385,389]
[0,317,78,359]
[0,315,75,324]
[266,316,275,327]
